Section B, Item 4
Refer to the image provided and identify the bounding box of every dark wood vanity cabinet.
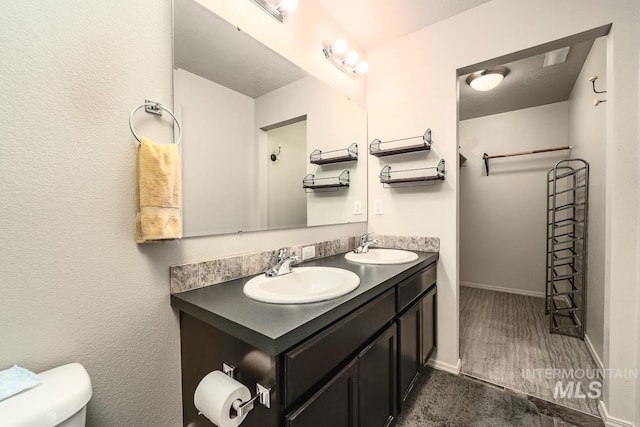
[398,298,422,403]
[177,258,437,427]
[285,357,359,427]
[285,324,397,427]
[283,289,395,408]
[397,264,437,406]
[358,324,397,427]
[421,286,437,367]
[284,289,397,427]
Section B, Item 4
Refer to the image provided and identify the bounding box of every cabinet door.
[397,300,421,405]
[284,289,395,407]
[359,324,397,427]
[285,358,359,427]
[421,287,437,370]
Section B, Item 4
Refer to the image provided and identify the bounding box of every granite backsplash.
[170,234,439,294]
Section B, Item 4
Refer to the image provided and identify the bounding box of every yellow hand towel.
[135,137,182,243]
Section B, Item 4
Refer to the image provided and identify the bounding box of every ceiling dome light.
[466,67,509,91]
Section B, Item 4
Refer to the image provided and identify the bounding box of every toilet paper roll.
[194,371,251,427]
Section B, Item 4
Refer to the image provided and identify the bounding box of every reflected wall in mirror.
[173,0,367,237]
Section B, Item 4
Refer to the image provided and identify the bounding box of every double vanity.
[171,248,438,427]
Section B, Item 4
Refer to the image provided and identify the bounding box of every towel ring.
[129,100,182,146]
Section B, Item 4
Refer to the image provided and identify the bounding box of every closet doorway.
[457,28,609,417]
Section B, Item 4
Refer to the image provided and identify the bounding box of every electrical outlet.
[374,200,383,215]
[353,200,362,215]
[302,245,316,260]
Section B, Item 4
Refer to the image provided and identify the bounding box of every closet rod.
[483,145,572,175]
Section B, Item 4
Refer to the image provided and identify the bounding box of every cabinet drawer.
[284,288,395,407]
[397,263,436,313]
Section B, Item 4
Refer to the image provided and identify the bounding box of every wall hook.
[270,146,282,162]
[588,77,606,106]
[589,76,607,94]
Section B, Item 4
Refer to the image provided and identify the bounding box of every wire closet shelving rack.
[545,159,589,339]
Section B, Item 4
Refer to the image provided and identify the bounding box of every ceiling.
[315,0,602,120]
[174,0,307,99]
[175,0,603,119]
[316,0,492,49]
[459,39,595,120]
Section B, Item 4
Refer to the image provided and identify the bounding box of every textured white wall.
[567,37,607,367]
[0,2,182,425]
[367,0,639,422]
[636,40,640,427]
[0,1,366,426]
[460,102,570,296]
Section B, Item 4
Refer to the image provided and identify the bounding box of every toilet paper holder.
[222,362,271,417]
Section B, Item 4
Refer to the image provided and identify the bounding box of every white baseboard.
[460,281,545,298]
[598,401,636,427]
[584,334,604,371]
[427,357,461,375]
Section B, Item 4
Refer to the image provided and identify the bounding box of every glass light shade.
[356,61,369,74]
[469,73,504,91]
[279,0,298,12]
[333,39,347,55]
[345,51,359,66]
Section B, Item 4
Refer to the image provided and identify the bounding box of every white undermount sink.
[243,267,360,304]
[344,248,419,265]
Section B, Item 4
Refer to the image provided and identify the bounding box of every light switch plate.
[354,200,362,215]
[374,200,383,215]
[302,245,316,260]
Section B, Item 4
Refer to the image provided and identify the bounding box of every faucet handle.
[289,255,301,264]
[276,247,288,261]
[360,233,374,244]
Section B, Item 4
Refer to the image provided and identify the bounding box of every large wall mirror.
[173,0,368,237]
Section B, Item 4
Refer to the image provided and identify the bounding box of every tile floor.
[396,368,604,427]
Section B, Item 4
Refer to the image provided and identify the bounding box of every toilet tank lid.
[0,363,92,427]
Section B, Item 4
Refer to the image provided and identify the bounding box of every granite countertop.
[170,250,439,355]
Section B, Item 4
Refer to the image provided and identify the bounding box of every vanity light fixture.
[250,0,298,23]
[466,67,509,91]
[322,39,369,79]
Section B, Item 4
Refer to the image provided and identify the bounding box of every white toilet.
[0,363,92,427]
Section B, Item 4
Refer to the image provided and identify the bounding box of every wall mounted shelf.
[369,129,432,157]
[303,170,350,191]
[310,143,358,165]
[379,159,445,187]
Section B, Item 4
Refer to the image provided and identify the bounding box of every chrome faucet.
[354,233,378,254]
[265,248,300,277]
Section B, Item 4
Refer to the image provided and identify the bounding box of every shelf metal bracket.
[483,153,490,176]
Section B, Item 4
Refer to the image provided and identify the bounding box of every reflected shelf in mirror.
[309,143,358,165]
